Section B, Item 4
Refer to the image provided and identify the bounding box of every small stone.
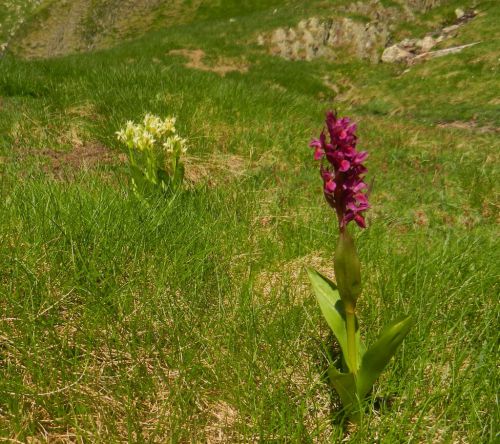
[442,24,459,34]
[418,36,436,52]
[257,34,265,46]
[305,45,316,61]
[399,38,418,50]
[381,45,413,63]
[302,29,315,45]
[290,41,302,60]
[276,41,289,57]
[455,8,465,19]
[271,28,287,44]
[308,17,320,30]
[297,19,308,30]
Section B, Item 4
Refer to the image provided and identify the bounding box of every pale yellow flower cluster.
[116,114,187,155]
[116,114,188,194]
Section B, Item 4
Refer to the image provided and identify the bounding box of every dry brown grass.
[254,252,333,303]
[37,144,124,177]
[203,400,244,443]
[183,153,251,188]
[169,49,249,76]
[436,120,500,134]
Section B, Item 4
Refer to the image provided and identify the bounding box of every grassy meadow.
[0,0,499,442]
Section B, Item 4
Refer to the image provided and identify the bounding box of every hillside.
[0,0,499,442]
[4,0,473,59]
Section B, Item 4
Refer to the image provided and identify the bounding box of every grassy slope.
[9,0,348,58]
[0,0,499,442]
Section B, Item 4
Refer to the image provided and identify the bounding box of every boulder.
[417,35,436,52]
[381,44,413,63]
[399,38,418,50]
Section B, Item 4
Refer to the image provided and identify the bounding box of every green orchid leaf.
[356,316,413,399]
[334,231,362,307]
[307,268,365,368]
[327,365,357,410]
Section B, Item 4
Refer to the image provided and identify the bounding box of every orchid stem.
[345,305,358,374]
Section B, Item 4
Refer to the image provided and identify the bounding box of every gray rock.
[290,40,302,60]
[308,17,320,30]
[381,45,413,63]
[262,0,449,64]
[412,41,480,62]
[442,24,459,34]
[276,41,290,57]
[271,28,287,44]
[417,35,435,52]
[400,38,418,49]
[455,8,465,19]
[302,29,315,46]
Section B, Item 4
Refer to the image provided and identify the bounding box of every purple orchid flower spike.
[310,111,369,231]
[307,112,411,423]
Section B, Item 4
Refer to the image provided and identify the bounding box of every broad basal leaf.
[328,365,357,410]
[356,316,413,399]
[307,268,365,370]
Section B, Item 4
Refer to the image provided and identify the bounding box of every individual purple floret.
[309,111,369,230]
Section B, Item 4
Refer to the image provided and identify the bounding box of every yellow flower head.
[117,114,186,155]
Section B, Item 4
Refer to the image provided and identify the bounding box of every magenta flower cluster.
[310,111,369,230]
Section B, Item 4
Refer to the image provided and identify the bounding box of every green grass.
[0,0,499,442]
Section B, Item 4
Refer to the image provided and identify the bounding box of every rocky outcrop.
[382,36,440,62]
[265,17,389,63]
[259,0,476,64]
[381,8,477,63]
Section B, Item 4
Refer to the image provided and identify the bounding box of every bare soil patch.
[183,153,250,187]
[34,143,124,177]
[203,400,244,443]
[254,253,333,302]
[168,49,248,76]
[436,120,499,134]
